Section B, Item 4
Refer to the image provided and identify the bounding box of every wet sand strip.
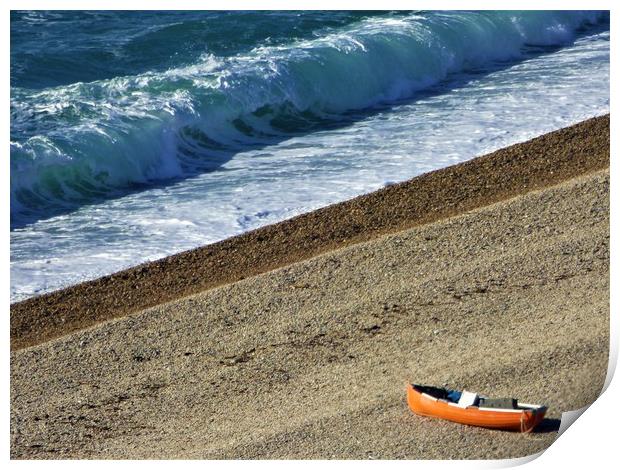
[10,115,610,351]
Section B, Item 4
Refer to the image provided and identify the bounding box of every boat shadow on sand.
[532,418,561,434]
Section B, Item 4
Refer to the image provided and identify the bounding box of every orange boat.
[407,384,547,432]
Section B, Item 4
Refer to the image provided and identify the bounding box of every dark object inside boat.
[479,397,518,409]
[414,385,456,400]
[413,385,518,409]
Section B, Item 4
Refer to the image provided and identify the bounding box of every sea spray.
[10,11,606,222]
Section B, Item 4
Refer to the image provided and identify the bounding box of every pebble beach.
[10,115,610,459]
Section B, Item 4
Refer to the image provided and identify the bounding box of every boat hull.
[406,385,546,432]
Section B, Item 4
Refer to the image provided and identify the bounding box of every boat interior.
[412,384,545,411]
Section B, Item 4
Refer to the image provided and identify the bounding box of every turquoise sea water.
[10,11,610,301]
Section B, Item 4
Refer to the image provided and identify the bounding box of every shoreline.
[11,114,610,351]
[11,165,610,458]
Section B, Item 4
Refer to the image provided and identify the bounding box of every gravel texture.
[11,164,609,459]
[10,115,610,351]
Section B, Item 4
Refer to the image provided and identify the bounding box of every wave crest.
[10,11,606,221]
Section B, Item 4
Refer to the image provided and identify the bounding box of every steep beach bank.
[10,115,610,350]
[10,117,610,459]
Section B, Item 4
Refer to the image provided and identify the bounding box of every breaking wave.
[10,10,606,221]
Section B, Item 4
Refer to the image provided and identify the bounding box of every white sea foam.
[10,18,610,301]
[11,11,606,220]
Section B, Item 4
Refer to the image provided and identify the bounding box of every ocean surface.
[10,11,610,302]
